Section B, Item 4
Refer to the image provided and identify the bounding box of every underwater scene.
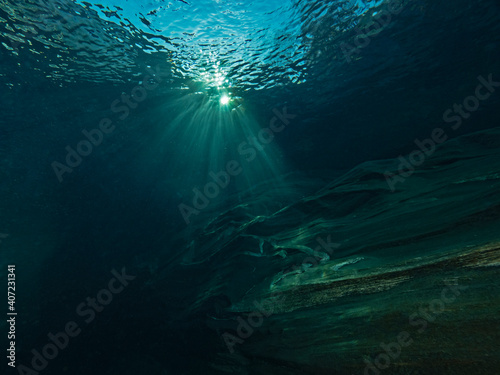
[1,0,500,374]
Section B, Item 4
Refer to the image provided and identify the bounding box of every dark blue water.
[1,0,500,374]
